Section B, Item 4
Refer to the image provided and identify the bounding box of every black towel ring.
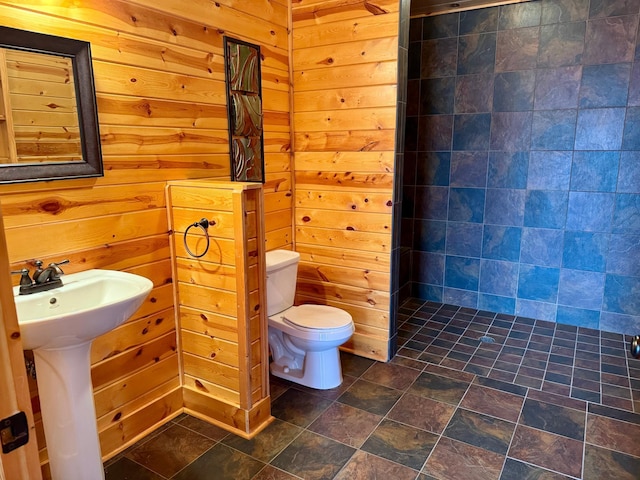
[183,218,212,258]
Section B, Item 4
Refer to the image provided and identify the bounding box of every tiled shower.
[400,0,640,336]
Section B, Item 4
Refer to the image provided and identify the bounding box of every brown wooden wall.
[167,180,271,438]
[0,0,291,473]
[291,0,399,361]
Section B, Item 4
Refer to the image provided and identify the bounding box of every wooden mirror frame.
[0,26,103,184]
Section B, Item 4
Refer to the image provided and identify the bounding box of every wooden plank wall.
[0,0,291,474]
[167,180,271,438]
[291,0,399,361]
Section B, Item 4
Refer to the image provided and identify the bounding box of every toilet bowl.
[266,250,354,390]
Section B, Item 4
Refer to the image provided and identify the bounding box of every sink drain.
[478,335,495,344]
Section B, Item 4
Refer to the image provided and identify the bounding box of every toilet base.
[270,347,343,390]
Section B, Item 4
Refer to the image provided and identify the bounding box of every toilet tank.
[265,249,300,316]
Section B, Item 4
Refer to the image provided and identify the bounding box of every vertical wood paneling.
[292,0,399,361]
[0,0,291,471]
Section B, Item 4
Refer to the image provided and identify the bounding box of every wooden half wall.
[291,0,399,361]
[166,179,272,438]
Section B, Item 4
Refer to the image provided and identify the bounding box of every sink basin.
[14,269,153,350]
[13,269,153,480]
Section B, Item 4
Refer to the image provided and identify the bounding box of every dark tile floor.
[104,300,640,479]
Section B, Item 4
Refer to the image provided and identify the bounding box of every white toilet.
[266,249,354,390]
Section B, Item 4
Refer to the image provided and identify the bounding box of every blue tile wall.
[403,0,640,335]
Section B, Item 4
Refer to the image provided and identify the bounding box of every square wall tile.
[629,63,640,106]
[449,188,485,223]
[538,22,586,67]
[460,8,499,35]
[455,74,494,113]
[453,114,492,150]
[457,33,497,75]
[499,2,542,29]
[524,190,569,229]
[612,194,640,235]
[445,255,481,290]
[480,259,519,296]
[604,274,640,316]
[606,234,640,276]
[520,228,564,267]
[444,287,479,308]
[485,189,526,226]
[422,12,459,40]
[570,151,619,192]
[589,0,640,18]
[558,269,605,309]
[488,151,529,188]
[421,38,458,78]
[562,231,608,272]
[479,293,516,314]
[617,152,640,193]
[414,219,446,253]
[417,151,451,186]
[451,152,488,187]
[516,298,557,321]
[414,252,445,286]
[446,222,483,257]
[600,311,640,336]
[496,27,540,72]
[420,77,455,114]
[491,112,533,150]
[574,108,626,150]
[583,15,638,65]
[566,192,614,232]
[417,115,454,151]
[556,306,600,328]
[493,70,536,111]
[622,106,640,150]
[482,225,522,261]
[528,151,572,190]
[579,63,632,107]
[541,0,589,24]
[531,110,577,150]
[518,264,561,302]
[415,186,449,220]
[534,65,582,109]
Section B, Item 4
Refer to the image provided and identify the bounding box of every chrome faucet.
[11,259,70,295]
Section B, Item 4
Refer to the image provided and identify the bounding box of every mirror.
[0,26,103,184]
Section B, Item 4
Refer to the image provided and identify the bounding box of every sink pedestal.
[13,269,154,480]
[34,341,104,480]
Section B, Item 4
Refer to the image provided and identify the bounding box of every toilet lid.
[282,305,352,330]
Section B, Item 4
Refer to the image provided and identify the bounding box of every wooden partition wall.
[291,0,400,361]
[166,180,271,438]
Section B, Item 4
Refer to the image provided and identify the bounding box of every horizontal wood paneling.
[0,0,291,470]
[167,180,270,436]
[292,0,398,361]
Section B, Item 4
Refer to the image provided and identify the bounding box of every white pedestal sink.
[13,269,153,480]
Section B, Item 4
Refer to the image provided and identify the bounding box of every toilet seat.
[269,305,354,341]
[283,304,352,329]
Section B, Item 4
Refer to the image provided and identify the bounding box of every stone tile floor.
[104,299,640,479]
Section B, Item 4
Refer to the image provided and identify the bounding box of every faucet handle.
[11,268,33,286]
[48,259,70,278]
